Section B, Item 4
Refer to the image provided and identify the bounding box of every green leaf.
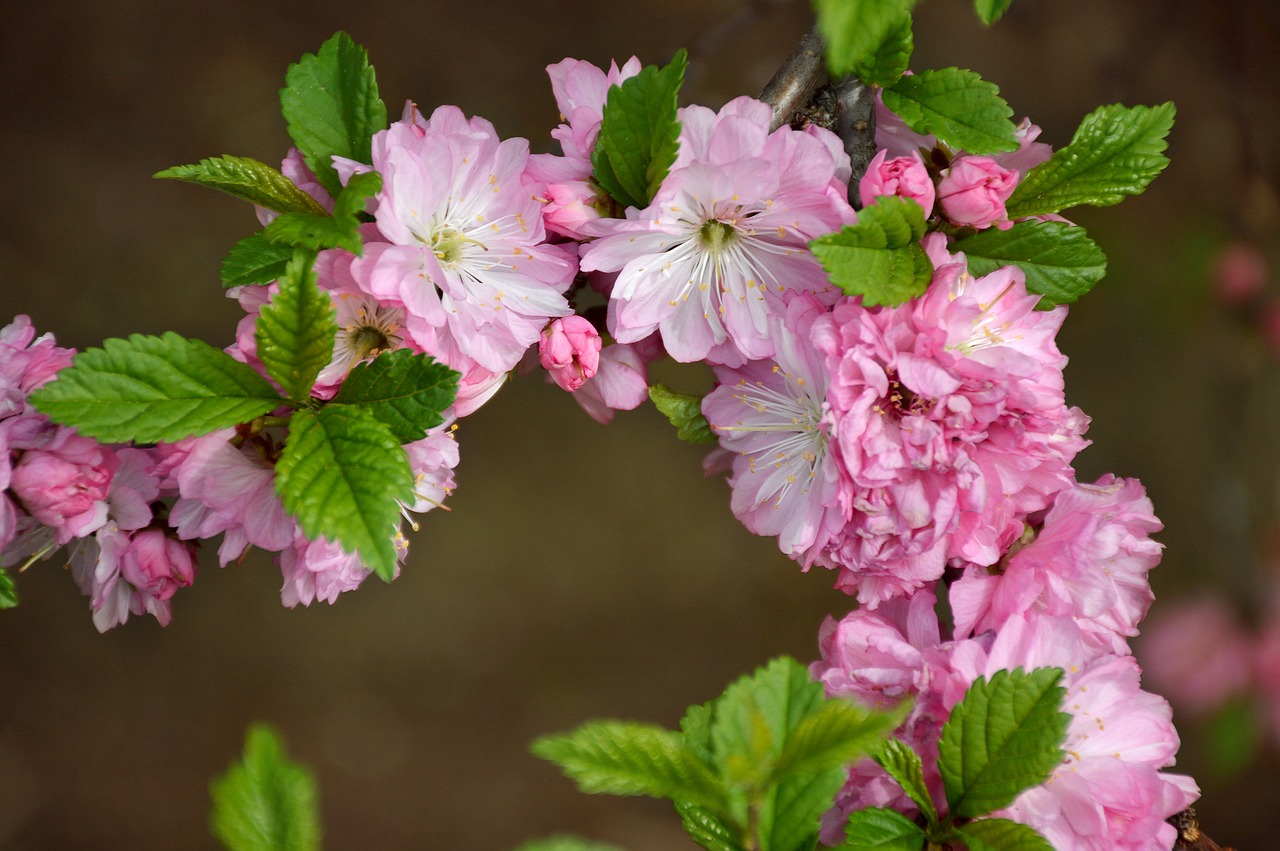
[973,0,1014,25]
[839,808,925,850]
[280,31,387,198]
[1005,102,1176,217]
[854,12,914,89]
[758,770,847,851]
[209,724,320,851]
[710,658,827,789]
[531,721,728,814]
[937,667,1069,819]
[675,801,744,851]
[649,385,715,445]
[263,171,382,255]
[950,220,1108,307]
[0,568,17,609]
[513,837,626,851]
[882,68,1018,155]
[954,818,1053,851]
[221,234,294,289]
[28,333,282,443]
[332,349,458,444]
[592,50,687,210]
[275,406,412,582]
[813,0,917,78]
[254,250,338,402]
[810,197,932,306]
[155,155,328,216]
[873,738,938,828]
[773,698,904,783]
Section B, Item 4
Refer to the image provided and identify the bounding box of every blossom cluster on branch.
[0,9,1207,847]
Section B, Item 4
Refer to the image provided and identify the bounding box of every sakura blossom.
[539,315,602,392]
[579,96,854,366]
[352,103,576,375]
[936,155,1019,229]
[858,150,935,216]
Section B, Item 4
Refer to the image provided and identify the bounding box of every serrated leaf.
[711,658,826,789]
[28,333,282,443]
[254,250,338,401]
[513,837,626,851]
[221,234,294,289]
[955,818,1053,851]
[1006,102,1175,217]
[938,668,1069,819]
[275,406,411,581]
[649,385,715,445]
[882,68,1018,155]
[280,31,387,198]
[0,568,16,609]
[332,349,458,443]
[973,0,1014,25]
[531,722,728,814]
[873,738,938,828]
[209,724,320,851]
[813,0,917,78]
[758,770,847,851]
[675,801,745,851]
[592,50,687,210]
[951,220,1107,307]
[810,197,932,306]
[773,698,904,783]
[263,171,382,255]
[155,155,328,216]
[854,11,913,88]
[839,808,925,850]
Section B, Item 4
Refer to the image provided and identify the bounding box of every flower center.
[697,219,738,253]
[431,224,485,267]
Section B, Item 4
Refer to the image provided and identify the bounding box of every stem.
[758,25,877,208]
[830,75,877,209]
[758,25,827,132]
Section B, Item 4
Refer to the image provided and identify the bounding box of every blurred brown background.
[1,0,1278,848]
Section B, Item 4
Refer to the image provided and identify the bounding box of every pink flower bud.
[937,155,1019,229]
[858,150,935,217]
[119,529,196,602]
[539,316,602,392]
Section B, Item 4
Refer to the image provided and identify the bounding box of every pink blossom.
[580,96,854,366]
[169,429,294,564]
[811,252,1087,605]
[859,150,935,217]
[951,475,1164,656]
[526,56,642,239]
[540,316,602,392]
[69,524,186,632]
[118,528,197,602]
[352,103,575,375]
[9,426,117,544]
[937,155,1019,229]
[279,533,381,607]
[0,315,74,419]
[1139,595,1253,718]
[569,335,663,424]
[995,118,1055,175]
[703,293,843,564]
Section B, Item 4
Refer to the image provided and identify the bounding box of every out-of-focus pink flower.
[951,475,1164,656]
[119,528,197,602]
[9,426,117,544]
[1212,241,1268,309]
[859,150,935,217]
[539,315,602,392]
[580,96,854,366]
[937,155,1019,229]
[1140,596,1253,718]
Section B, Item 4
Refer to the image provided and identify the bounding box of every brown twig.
[758,25,828,132]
